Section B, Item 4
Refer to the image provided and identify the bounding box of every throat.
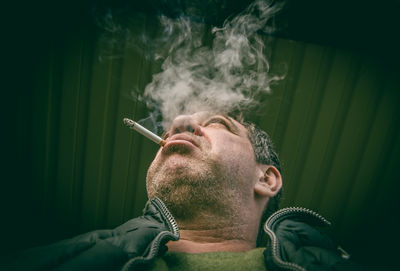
[166,226,257,254]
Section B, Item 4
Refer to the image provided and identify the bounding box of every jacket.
[2,197,366,271]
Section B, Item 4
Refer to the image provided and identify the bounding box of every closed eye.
[203,117,230,130]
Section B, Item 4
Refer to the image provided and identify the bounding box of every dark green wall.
[3,1,400,269]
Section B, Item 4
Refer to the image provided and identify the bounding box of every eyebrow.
[219,115,240,134]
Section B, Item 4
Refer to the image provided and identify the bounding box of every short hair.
[231,116,282,246]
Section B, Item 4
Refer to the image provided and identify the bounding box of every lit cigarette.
[123,118,166,146]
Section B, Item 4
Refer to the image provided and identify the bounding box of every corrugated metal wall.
[4,10,399,269]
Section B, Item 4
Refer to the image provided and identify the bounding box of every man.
[146,112,282,253]
[3,112,364,271]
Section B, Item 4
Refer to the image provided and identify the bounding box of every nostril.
[169,115,202,136]
[185,125,195,133]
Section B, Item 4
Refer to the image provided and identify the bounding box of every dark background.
[3,0,400,269]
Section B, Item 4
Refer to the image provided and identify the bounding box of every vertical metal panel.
[317,60,383,221]
[297,49,361,209]
[338,71,399,234]
[9,12,400,268]
[279,43,335,206]
[55,36,91,232]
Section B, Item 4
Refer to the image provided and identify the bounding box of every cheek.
[149,148,163,169]
[212,141,256,175]
[146,151,162,183]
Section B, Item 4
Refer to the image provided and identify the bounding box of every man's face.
[146,112,261,220]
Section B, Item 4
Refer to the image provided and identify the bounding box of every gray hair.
[240,120,283,246]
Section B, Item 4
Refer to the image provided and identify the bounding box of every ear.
[254,165,282,197]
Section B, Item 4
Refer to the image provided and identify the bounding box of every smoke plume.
[143,0,283,130]
[97,0,284,132]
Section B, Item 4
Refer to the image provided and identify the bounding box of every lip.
[163,134,199,151]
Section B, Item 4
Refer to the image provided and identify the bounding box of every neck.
[167,216,259,253]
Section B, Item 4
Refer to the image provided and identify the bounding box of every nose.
[168,115,203,137]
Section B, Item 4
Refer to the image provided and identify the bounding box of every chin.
[147,161,205,198]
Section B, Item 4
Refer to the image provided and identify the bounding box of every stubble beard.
[146,153,242,225]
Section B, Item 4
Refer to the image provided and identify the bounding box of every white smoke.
[96,1,284,132]
[142,0,283,130]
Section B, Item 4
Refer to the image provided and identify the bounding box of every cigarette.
[123,118,166,146]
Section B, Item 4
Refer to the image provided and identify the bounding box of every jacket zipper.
[121,197,180,271]
[151,197,180,236]
[263,207,331,271]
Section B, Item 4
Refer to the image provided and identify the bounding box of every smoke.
[143,0,283,130]
[97,0,284,132]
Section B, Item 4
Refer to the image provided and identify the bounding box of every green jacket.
[2,197,366,271]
